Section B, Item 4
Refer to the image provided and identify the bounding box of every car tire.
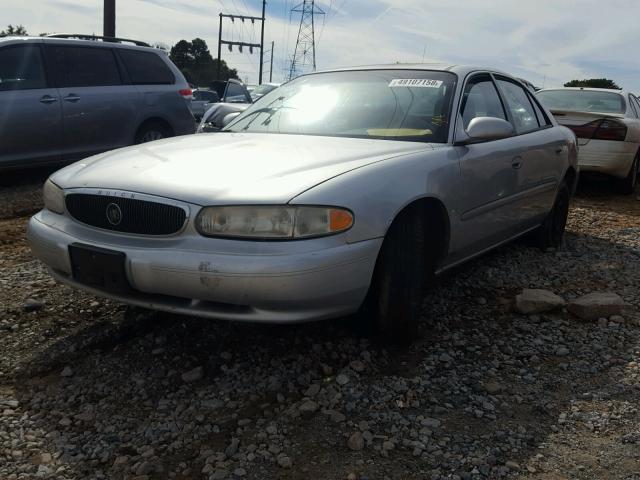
[135,122,172,144]
[618,154,639,195]
[357,205,431,343]
[534,182,570,249]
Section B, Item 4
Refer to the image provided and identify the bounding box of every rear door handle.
[40,95,58,104]
[511,156,523,169]
[63,94,80,102]
[555,147,563,154]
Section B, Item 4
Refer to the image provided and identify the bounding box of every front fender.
[289,147,460,244]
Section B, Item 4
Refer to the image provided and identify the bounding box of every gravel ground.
[1,175,639,480]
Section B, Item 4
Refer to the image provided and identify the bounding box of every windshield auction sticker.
[389,79,443,88]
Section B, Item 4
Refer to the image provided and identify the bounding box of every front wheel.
[534,182,570,249]
[618,155,639,195]
[357,205,433,342]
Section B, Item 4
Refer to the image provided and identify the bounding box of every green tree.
[169,38,238,86]
[0,24,28,37]
[564,78,621,89]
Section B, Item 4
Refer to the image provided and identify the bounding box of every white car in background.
[537,87,640,194]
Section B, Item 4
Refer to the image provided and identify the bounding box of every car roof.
[313,63,512,78]
[0,35,159,52]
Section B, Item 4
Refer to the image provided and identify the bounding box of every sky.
[2,0,640,90]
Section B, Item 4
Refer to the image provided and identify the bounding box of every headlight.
[43,179,64,214]
[196,206,354,239]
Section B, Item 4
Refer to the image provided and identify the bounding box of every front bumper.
[578,140,637,178]
[27,210,382,323]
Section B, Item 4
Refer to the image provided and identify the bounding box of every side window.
[633,97,640,118]
[118,50,175,85]
[198,91,219,102]
[496,78,540,133]
[225,83,250,103]
[528,92,551,126]
[628,95,639,118]
[0,45,47,91]
[460,74,507,129]
[51,46,121,87]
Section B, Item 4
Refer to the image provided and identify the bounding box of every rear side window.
[529,93,551,126]
[225,83,250,102]
[632,96,640,118]
[118,50,174,85]
[51,46,121,87]
[460,74,507,129]
[628,95,639,118]
[194,90,219,102]
[0,45,47,91]
[496,78,540,133]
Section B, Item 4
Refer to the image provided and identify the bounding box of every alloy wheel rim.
[142,131,164,142]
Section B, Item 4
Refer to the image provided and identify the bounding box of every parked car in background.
[28,65,577,341]
[196,102,250,133]
[209,79,252,104]
[0,34,195,170]
[190,89,221,120]
[249,82,281,101]
[537,87,640,193]
[196,79,256,132]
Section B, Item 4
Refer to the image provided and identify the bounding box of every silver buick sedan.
[28,65,578,339]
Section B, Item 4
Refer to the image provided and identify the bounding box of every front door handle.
[511,156,523,169]
[63,94,80,102]
[40,95,58,104]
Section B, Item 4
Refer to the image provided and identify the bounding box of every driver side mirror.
[459,117,514,144]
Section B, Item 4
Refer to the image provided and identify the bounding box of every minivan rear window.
[119,50,174,85]
[51,46,122,88]
[537,89,625,114]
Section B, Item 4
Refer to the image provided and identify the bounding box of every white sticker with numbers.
[389,78,443,88]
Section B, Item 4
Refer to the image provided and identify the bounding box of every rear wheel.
[534,182,570,249]
[135,122,172,144]
[357,205,434,343]
[618,154,639,195]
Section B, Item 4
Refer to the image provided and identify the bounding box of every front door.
[0,43,62,168]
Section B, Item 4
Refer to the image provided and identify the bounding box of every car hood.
[53,133,433,205]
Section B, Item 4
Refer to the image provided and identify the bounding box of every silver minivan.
[0,34,196,170]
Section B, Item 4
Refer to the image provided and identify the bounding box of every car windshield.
[537,89,625,114]
[225,69,457,142]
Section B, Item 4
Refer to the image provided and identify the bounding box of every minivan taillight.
[179,88,193,100]
[568,119,627,141]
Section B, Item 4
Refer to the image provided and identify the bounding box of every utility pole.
[103,0,115,38]
[288,0,324,80]
[216,3,267,83]
[269,40,274,82]
[258,0,266,84]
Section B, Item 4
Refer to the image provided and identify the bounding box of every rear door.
[48,44,139,160]
[494,76,563,225]
[453,73,523,259]
[0,43,62,168]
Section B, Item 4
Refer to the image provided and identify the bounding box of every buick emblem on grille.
[105,202,123,226]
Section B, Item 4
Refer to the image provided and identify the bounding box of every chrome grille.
[65,193,186,235]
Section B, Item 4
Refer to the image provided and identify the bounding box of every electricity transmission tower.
[288,0,324,80]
